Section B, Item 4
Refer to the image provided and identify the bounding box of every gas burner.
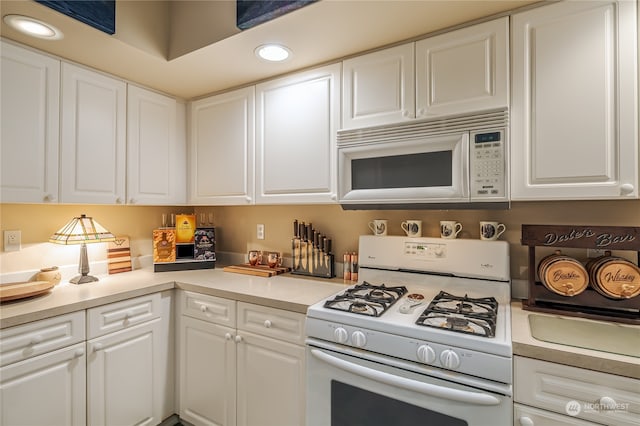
[323,281,407,317]
[416,291,497,337]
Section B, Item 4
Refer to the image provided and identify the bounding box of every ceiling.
[0,0,540,100]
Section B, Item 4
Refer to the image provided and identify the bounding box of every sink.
[528,314,640,358]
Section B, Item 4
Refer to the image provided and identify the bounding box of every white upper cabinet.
[189,86,255,205]
[341,17,508,130]
[415,17,509,118]
[342,43,415,129]
[60,62,127,204]
[127,85,185,205]
[511,0,638,200]
[1,41,60,203]
[255,63,341,204]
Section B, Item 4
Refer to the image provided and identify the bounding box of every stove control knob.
[334,327,349,344]
[416,345,436,364]
[440,349,460,369]
[351,331,367,348]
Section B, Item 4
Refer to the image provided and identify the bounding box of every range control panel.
[404,242,447,260]
[470,129,506,199]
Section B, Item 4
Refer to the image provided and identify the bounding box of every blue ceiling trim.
[237,0,317,30]
[36,0,115,35]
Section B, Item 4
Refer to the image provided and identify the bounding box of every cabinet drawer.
[237,302,305,345]
[515,403,602,426]
[181,291,235,327]
[514,356,639,426]
[87,293,160,339]
[0,311,85,367]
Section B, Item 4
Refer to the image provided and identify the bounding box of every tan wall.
[2,200,638,279]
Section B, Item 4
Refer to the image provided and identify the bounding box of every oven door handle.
[311,349,501,406]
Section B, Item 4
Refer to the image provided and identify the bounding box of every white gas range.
[306,235,513,426]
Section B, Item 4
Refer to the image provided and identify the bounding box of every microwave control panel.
[470,129,506,199]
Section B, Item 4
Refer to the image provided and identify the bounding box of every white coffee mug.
[401,220,422,237]
[480,221,506,241]
[440,221,462,239]
[368,219,388,236]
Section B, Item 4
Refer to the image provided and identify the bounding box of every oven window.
[351,151,452,190]
[331,381,467,426]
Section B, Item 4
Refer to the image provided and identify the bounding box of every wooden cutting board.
[223,264,290,277]
[0,281,55,302]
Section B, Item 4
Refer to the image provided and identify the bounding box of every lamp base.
[70,274,99,284]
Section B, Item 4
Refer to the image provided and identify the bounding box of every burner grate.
[324,281,407,317]
[416,291,498,337]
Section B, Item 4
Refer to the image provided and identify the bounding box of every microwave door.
[338,132,469,204]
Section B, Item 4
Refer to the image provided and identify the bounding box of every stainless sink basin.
[528,314,640,358]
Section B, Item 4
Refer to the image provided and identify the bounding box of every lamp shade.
[49,214,115,245]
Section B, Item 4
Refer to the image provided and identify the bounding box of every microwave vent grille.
[338,109,509,146]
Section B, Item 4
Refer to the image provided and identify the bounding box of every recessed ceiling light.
[255,44,291,62]
[3,15,63,40]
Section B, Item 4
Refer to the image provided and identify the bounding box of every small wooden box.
[153,229,176,263]
[194,228,216,261]
[175,214,196,243]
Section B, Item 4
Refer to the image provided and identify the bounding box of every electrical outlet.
[4,230,21,252]
[257,224,265,240]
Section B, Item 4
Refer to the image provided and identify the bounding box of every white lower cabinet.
[236,331,305,426]
[178,291,306,426]
[514,356,640,426]
[0,342,86,426]
[0,292,173,426]
[0,311,86,426]
[87,319,163,426]
[86,291,173,426]
[180,315,237,426]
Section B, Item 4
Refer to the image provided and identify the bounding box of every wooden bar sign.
[521,225,640,250]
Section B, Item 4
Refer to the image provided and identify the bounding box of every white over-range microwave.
[337,109,509,209]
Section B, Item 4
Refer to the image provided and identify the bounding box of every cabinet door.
[416,17,508,118]
[236,331,305,426]
[0,343,86,426]
[1,41,60,203]
[179,315,236,426]
[127,85,185,205]
[511,0,638,200]
[189,86,255,205]
[256,63,340,203]
[60,62,127,204]
[342,43,414,129]
[87,319,162,426]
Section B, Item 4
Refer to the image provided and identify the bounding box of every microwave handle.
[311,349,501,406]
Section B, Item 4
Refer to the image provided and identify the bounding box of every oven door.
[307,343,511,426]
[337,131,469,206]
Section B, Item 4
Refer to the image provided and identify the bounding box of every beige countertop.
[0,267,347,329]
[3,269,638,381]
[511,301,640,379]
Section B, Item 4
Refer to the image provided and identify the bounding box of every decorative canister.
[35,266,61,285]
[537,251,589,296]
[586,253,640,299]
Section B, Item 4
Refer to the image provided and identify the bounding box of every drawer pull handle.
[30,335,43,345]
[518,417,534,426]
[74,348,85,358]
[235,335,243,343]
[200,305,208,313]
[93,343,104,352]
[225,333,233,341]
[263,320,272,328]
